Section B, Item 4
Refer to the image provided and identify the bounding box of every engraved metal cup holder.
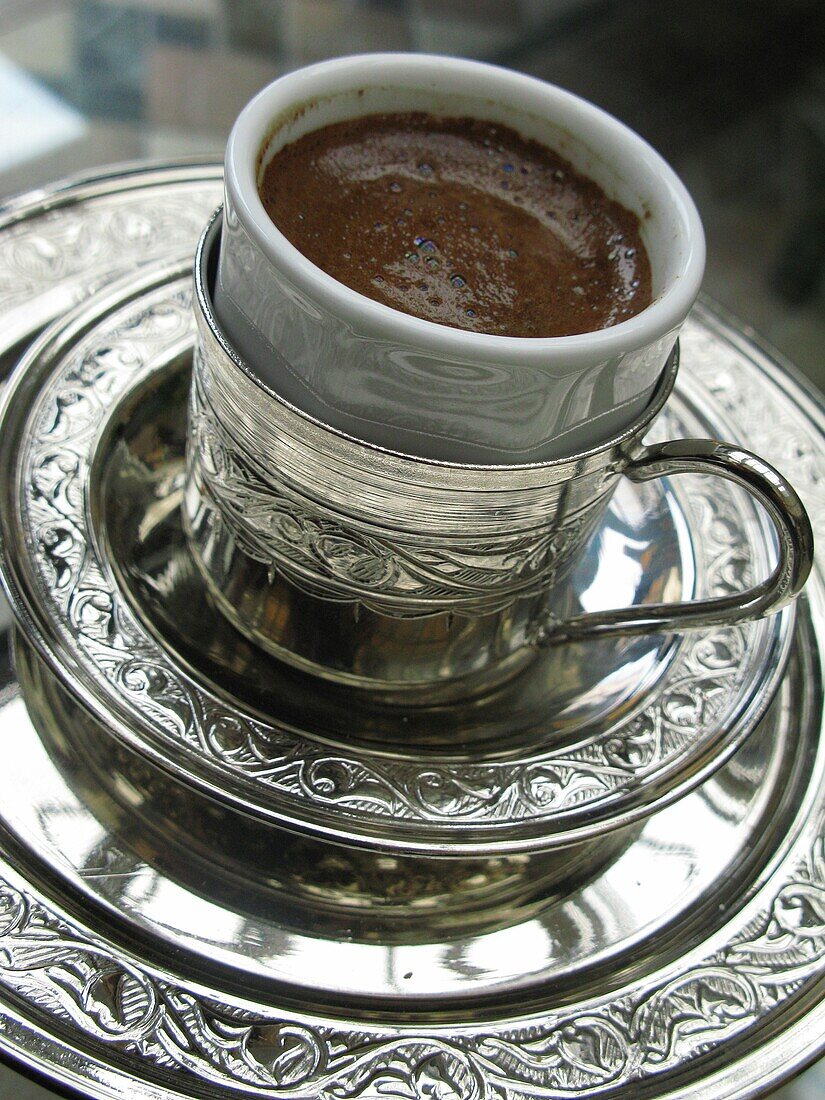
[185,209,814,702]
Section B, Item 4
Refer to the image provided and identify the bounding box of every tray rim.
[0,156,223,229]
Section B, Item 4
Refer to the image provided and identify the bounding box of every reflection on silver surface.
[4,627,804,1004]
[0,583,819,1099]
[0,263,794,859]
[0,164,821,1099]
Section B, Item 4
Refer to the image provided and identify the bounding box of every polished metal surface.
[0,166,822,1100]
[0,160,221,376]
[187,210,812,696]
[0,263,795,856]
[0,558,820,1100]
[1,625,803,1004]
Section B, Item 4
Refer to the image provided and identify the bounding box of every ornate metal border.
[0,162,221,354]
[685,314,825,551]
[188,356,602,613]
[1,277,790,851]
[0,170,821,1099]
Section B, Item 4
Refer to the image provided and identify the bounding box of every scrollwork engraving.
[0,186,220,320]
[0,830,822,1095]
[13,284,774,832]
[188,356,594,614]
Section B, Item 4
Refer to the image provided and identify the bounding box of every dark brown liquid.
[259,112,652,338]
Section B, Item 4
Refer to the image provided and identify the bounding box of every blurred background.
[0,1,824,1096]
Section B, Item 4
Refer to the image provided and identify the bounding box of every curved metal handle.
[532,439,814,646]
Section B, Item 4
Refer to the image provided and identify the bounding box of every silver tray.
[0,164,821,1099]
[0,158,221,372]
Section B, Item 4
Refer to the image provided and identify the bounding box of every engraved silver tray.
[0,159,221,372]
[0,164,821,1098]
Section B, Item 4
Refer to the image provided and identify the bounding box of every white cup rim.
[224,52,705,364]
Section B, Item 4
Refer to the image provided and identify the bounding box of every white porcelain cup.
[214,53,705,463]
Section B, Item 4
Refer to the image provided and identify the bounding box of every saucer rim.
[0,262,793,856]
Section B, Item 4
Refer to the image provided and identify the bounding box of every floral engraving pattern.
[0,828,822,1096]
[684,314,825,549]
[188,354,598,613]
[14,281,779,837]
[0,182,220,333]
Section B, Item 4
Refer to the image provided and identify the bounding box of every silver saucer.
[0,165,822,1099]
[0,261,794,856]
[0,516,820,1100]
[1,620,808,1002]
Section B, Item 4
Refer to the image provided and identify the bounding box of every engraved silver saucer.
[1,620,809,1001]
[0,164,822,1099]
[0,260,794,859]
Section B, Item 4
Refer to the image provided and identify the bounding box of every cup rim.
[224,52,705,363]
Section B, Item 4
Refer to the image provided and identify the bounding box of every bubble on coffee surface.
[258,112,652,336]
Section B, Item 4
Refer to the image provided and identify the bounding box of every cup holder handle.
[531,439,814,646]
